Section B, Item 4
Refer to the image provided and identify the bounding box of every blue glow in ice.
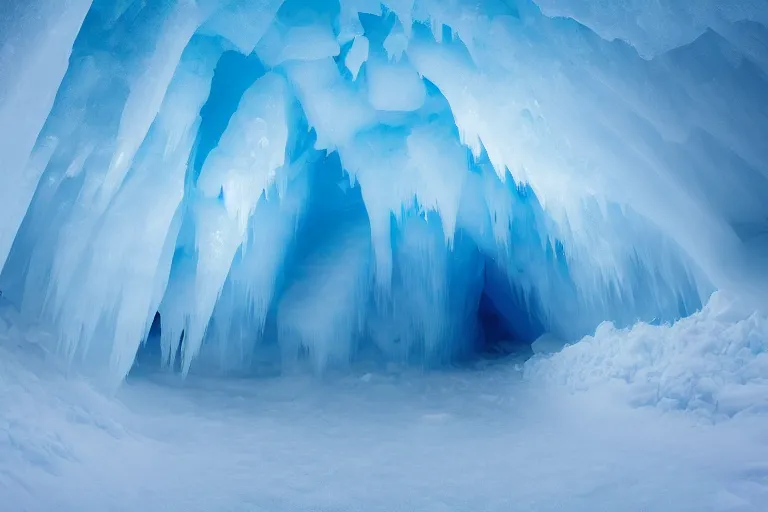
[1,0,767,384]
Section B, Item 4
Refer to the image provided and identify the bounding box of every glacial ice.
[0,0,767,387]
[0,0,94,272]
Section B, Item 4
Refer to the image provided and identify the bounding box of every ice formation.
[1,0,767,385]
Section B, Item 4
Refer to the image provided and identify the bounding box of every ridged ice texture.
[1,0,766,384]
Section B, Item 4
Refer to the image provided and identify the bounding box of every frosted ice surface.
[277,221,372,371]
[104,0,207,207]
[383,22,409,61]
[345,35,369,80]
[534,0,768,57]
[0,0,766,383]
[338,0,381,43]
[256,21,341,67]
[47,37,219,380]
[199,0,285,55]
[0,3,768,508]
[285,58,376,151]
[202,170,308,372]
[0,0,93,271]
[171,71,291,374]
[366,56,426,111]
[196,72,289,229]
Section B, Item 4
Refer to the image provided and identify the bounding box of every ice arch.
[0,0,766,385]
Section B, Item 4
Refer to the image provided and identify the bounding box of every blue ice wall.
[1,0,766,383]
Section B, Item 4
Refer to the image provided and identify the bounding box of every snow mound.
[525,292,768,418]
[3,295,768,511]
[0,298,129,505]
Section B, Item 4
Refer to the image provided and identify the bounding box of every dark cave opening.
[133,263,542,378]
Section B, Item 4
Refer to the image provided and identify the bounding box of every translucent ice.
[0,0,93,271]
[164,71,291,374]
[0,0,766,383]
[345,35,369,80]
[366,56,426,112]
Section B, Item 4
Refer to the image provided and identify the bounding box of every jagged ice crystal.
[1,0,767,385]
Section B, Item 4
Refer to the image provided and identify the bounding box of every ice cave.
[1,0,768,510]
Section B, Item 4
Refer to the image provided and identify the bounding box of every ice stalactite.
[0,0,94,271]
[158,71,292,375]
[0,0,765,384]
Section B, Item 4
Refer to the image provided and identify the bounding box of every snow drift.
[0,0,767,385]
[526,291,768,419]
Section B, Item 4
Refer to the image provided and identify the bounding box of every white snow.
[2,295,768,511]
[0,4,767,510]
[526,291,768,418]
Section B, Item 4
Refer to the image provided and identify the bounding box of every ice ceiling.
[0,0,767,385]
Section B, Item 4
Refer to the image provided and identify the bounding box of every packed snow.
[3,296,768,511]
[1,0,768,510]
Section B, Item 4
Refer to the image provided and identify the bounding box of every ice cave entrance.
[0,1,716,385]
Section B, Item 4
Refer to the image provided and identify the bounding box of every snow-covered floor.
[3,296,768,512]
[3,355,767,511]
